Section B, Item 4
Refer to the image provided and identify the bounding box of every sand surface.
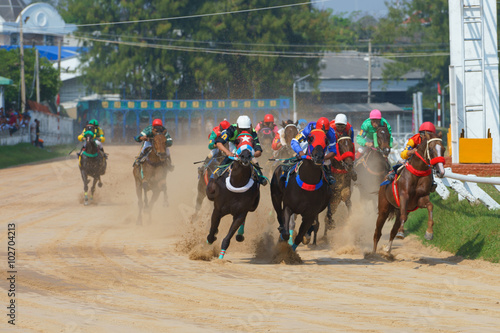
[1,144,499,332]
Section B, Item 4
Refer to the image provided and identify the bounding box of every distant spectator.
[0,115,8,132]
[34,119,43,148]
[8,111,19,136]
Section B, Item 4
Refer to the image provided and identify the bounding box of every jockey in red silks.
[291,117,337,185]
[330,113,354,141]
[198,119,232,175]
[385,121,439,191]
[271,119,294,154]
[254,113,279,136]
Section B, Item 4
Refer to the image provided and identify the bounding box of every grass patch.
[0,143,75,169]
[406,192,500,263]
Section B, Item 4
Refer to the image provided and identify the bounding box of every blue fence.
[77,99,291,142]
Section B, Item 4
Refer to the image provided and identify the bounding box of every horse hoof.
[235,234,245,242]
[425,232,434,241]
[396,232,405,239]
[302,234,311,245]
[84,200,89,206]
[98,182,102,188]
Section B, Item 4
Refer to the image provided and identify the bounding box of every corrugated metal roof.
[0,0,26,22]
[319,51,424,80]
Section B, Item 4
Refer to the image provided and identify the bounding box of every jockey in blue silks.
[291,117,337,185]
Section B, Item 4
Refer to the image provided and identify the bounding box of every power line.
[75,0,332,27]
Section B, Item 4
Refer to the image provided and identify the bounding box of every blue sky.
[314,0,391,18]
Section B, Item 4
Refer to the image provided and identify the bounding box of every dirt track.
[1,144,500,332]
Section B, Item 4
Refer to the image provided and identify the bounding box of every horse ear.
[438,131,443,138]
[282,120,286,127]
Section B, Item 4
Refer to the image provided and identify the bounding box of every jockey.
[198,119,232,175]
[356,109,393,156]
[385,121,438,192]
[133,118,173,169]
[330,113,354,141]
[291,116,337,185]
[214,115,268,185]
[77,119,106,156]
[297,118,308,131]
[254,113,279,136]
[271,119,294,154]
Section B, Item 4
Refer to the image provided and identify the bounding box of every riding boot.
[133,150,147,167]
[166,156,175,171]
[386,170,396,182]
[254,163,268,186]
[323,165,336,186]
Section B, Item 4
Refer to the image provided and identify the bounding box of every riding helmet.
[237,115,252,129]
[334,114,348,125]
[419,122,436,133]
[152,118,163,127]
[219,120,231,130]
[316,117,330,131]
[264,114,274,123]
[369,109,382,120]
[89,119,99,126]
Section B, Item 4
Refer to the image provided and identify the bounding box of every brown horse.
[206,132,261,259]
[321,135,356,238]
[133,132,168,225]
[354,125,392,202]
[79,126,106,205]
[270,121,299,174]
[373,132,446,253]
[195,152,225,210]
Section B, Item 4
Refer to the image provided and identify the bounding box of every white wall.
[0,110,75,146]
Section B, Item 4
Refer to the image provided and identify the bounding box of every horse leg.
[294,216,314,251]
[323,201,333,237]
[385,210,401,253]
[418,196,434,240]
[235,221,245,242]
[195,176,206,211]
[288,214,296,246]
[219,213,247,259]
[149,188,161,215]
[90,176,98,202]
[396,197,408,239]
[207,209,222,245]
[80,169,90,206]
[312,215,319,245]
[280,206,292,244]
[142,182,150,211]
[135,178,144,225]
[373,187,392,253]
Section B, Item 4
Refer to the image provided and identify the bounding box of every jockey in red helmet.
[290,117,338,185]
[385,121,439,191]
[133,118,174,168]
[198,119,232,176]
[254,113,279,136]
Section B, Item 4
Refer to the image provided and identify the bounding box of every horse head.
[235,131,254,167]
[421,132,446,178]
[152,131,168,162]
[284,123,299,147]
[307,129,327,166]
[335,136,355,172]
[375,125,391,157]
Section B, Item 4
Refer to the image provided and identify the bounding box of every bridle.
[331,136,355,172]
[414,137,445,166]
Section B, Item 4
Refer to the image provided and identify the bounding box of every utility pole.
[20,17,26,112]
[367,39,372,104]
[57,39,61,76]
[36,48,40,103]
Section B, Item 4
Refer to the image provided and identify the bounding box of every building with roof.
[299,51,424,105]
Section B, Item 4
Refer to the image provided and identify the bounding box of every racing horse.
[354,125,392,202]
[272,121,299,160]
[206,132,260,259]
[79,126,106,205]
[195,151,225,210]
[373,131,446,253]
[133,130,168,224]
[271,129,332,251]
[319,135,356,238]
[257,125,275,173]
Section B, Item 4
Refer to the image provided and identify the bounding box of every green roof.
[0,76,13,85]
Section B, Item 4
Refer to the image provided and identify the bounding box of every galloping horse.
[321,135,356,237]
[354,125,392,202]
[273,121,299,160]
[133,131,168,224]
[257,125,275,173]
[79,126,106,205]
[206,132,260,259]
[373,132,446,253]
[270,129,332,251]
[195,152,225,210]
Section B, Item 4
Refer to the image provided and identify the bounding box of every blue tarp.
[0,46,86,61]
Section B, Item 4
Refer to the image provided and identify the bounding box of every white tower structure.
[449,0,499,163]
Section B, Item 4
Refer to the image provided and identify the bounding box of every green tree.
[59,0,357,99]
[372,0,449,107]
[0,48,61,112]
